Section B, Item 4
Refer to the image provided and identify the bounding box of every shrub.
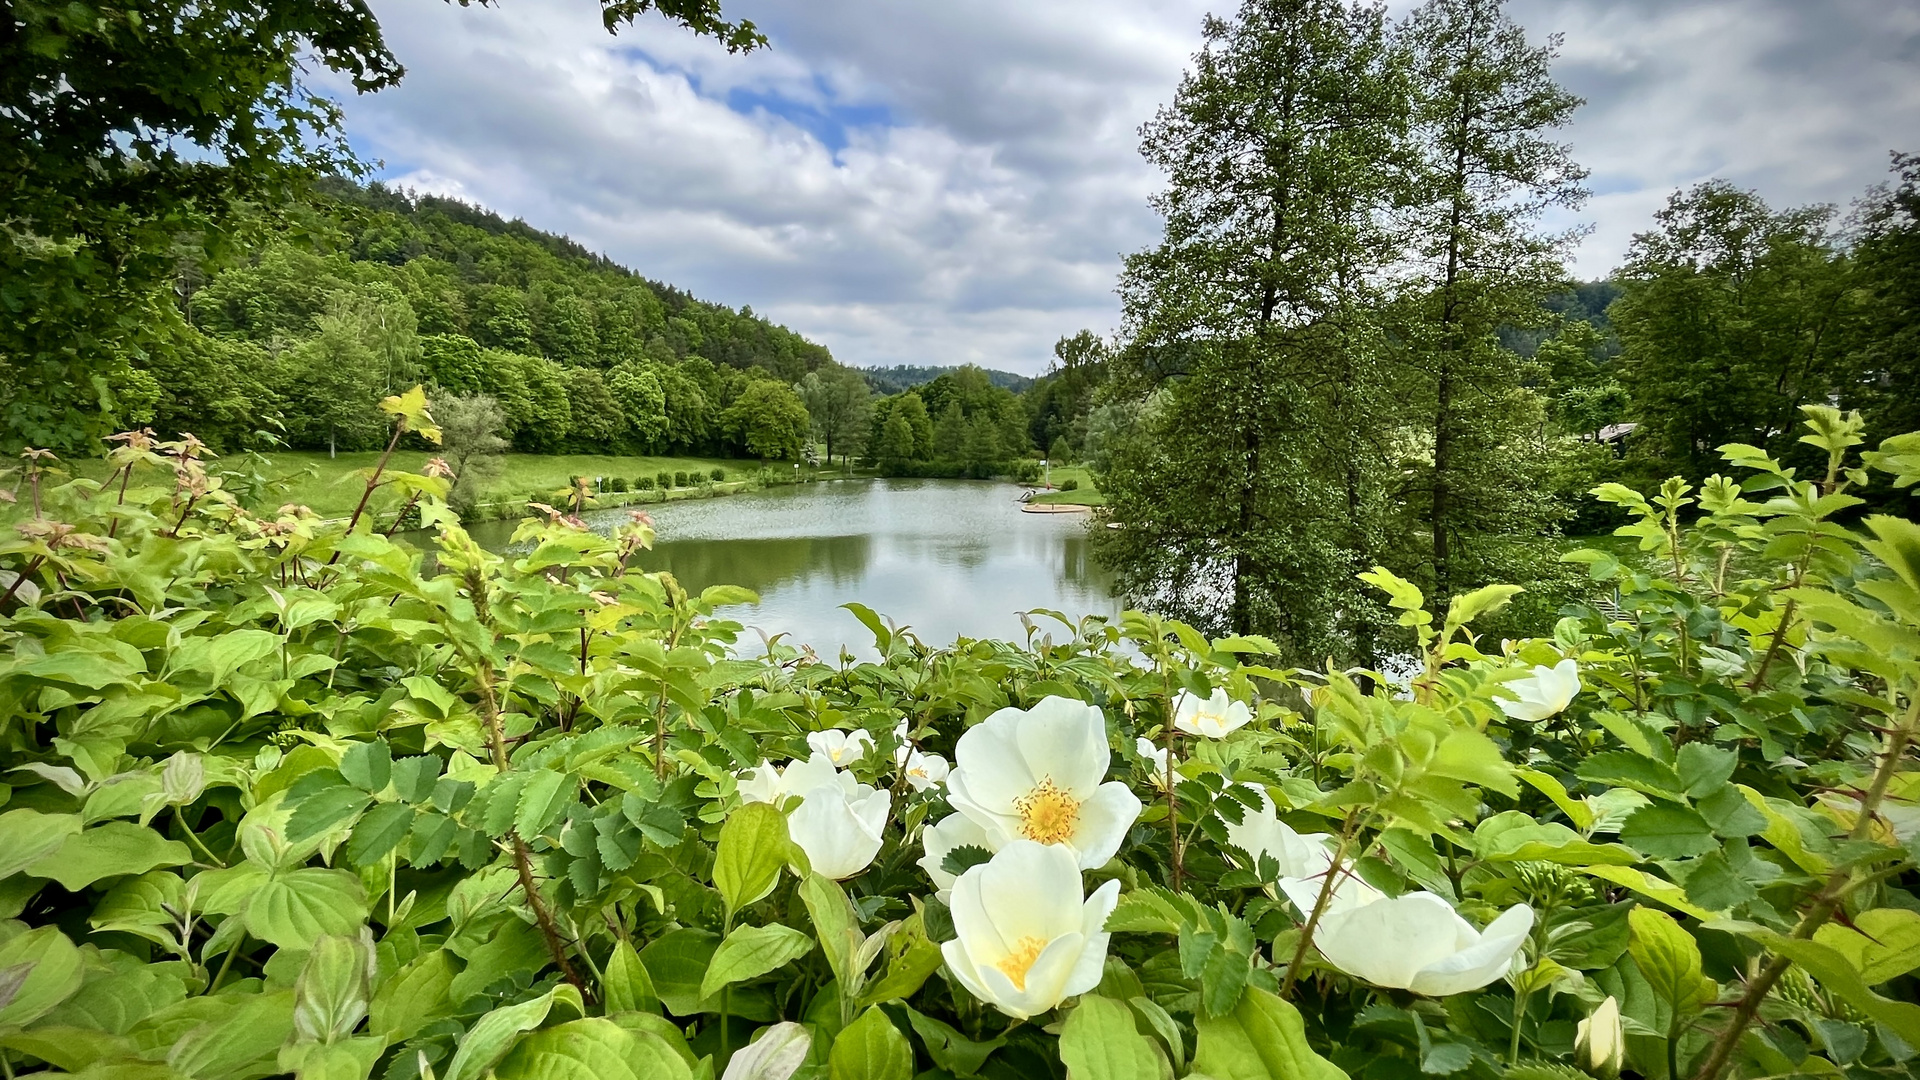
[0,409,1912,1080]
[1012,460,1042,484]
[656,470,673,489]
[674,470,689,487]
[1060,478,1079,491]
[609,477,628,493]
[710,467,725,482]
[635,476,654,491]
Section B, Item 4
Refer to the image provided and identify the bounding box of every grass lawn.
[24,450,773,520]
[1029,464,1105,507]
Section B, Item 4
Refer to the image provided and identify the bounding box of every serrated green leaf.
[1060,994,1163,1080]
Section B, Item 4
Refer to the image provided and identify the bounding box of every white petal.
[1013,931,1086,1015]
[1407,904,1535,997]
[973,840,1084,944]
[1315,893,1476,990]
[944,775,1024,850]
[941,938,996,1006]
[1068,782,1142,869]
[947,858,1011,961]
[1013,697,1108,797]
[1063,879,1121,997]
[951,709,1040,810]
[919,812,996,898]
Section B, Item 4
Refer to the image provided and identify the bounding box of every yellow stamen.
[1014,778,1081,844]
[993,935,1048,991]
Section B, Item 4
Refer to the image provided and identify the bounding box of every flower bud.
[1576,995,1624,1078]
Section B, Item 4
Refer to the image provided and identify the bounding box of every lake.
[463,479,1118,653]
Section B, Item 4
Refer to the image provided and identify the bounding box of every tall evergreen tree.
[1098,0,1406,656]
[1393,0,1586,600]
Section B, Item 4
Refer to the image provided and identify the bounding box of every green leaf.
[339,742,391,794]
[1814,909,1920,986]
[1626,908,1715,1015]
[346,802,414,867]
[1675,743,1737,798]
[1473,812,1638,866]
[1695,785,1767,838]
[389,756,444,804]
[292,933,375,1045]
[1619,804,1718,858]
[1191,986,1349,1080]
[940,845,993,878]
[829,1005,913,1080]
[368,949,456,1041]
[1679,851,1756,912]
[800,873,860,988]
[0,809,81,879]
[1576,753,1684,801]
[442,985,584,1080]
[166,990,296,1080]
[698,923,815,999]
[244,868,369,949]
[857,915,945,1007]
[25,821,192,891]
[287,781,373,844]
[602,940,660,1015]
[0,926,83,1029]
[903,1006,1005,1077]
[713,800,790,921]
[1446,584,1524,627]
[1746,930,1920,1046]
[514,769,573,839]
[1059,994,1163,1080]
[494,1018,691,1080]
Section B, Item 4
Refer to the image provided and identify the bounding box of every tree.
[1098,0,1408,654]
[435,393,510,517]
[1612,181,1857,479]
[723,381,811,461]
[0,0,399,452]
[1394,0,1586,600]
[797,367,872,467]
[933,403,967,461]
[281,299,388,456]
[875,412,917,475]
[608,362,669,450]
[421,334,488,395]
[563,367,623,451]
[1849,152,1920,444]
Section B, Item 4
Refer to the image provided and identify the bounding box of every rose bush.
[0,401,1917,1080]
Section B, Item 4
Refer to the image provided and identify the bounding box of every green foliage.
[4,351,1920,1080]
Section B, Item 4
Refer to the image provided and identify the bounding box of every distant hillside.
[862,364,1032,395]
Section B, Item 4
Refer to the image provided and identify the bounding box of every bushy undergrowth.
[2,398,1919,1080]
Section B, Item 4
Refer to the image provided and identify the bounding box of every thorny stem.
[478,663,592,1003]
[1280,810,1365,998]
[329,420,404,567]
[1688,697,1919,1080]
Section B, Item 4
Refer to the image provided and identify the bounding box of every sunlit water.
[462,479,1118,654]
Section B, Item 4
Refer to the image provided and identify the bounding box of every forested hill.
[861,364,1032,395]
[140,178,836,456]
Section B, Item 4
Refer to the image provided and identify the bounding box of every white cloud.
[329,0,1920,373]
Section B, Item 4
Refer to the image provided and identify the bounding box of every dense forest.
[100,180,833,461]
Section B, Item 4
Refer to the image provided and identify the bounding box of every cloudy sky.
[330,0,1920,374]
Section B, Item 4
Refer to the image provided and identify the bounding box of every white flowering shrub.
[1,403,1918,1080]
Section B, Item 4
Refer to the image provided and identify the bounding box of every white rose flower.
[1496,659,1580,722]
[787,773,891,880]
[1287,890,1534,996]
[1576,995,1624,1078]
[918,812,994,902]
[1136,737,1174,793]
[1225,787,1335,880]
[896,748,950,791]
[736,754,842,810]
[941,840,1121,1019]
[1171,688,1253,739]
[946,696,1142,870]
[807,728,876,766]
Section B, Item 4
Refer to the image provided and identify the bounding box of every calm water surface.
[465,480,1117,653]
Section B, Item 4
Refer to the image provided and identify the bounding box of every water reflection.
[461,479,1118,652]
